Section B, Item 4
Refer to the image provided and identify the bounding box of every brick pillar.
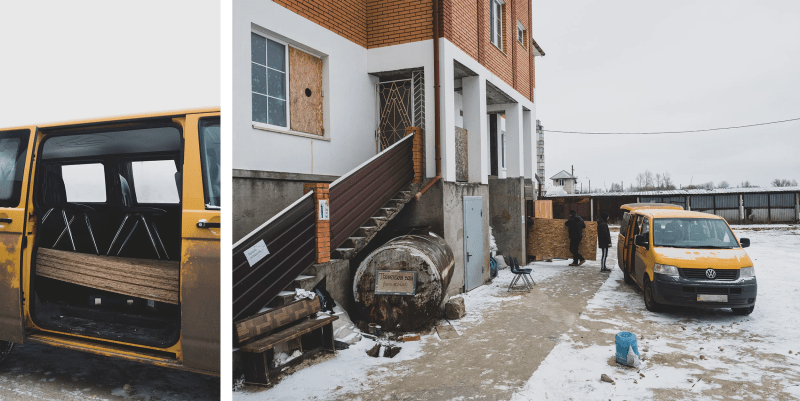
[406,127,423,183]
[303,183,331,263]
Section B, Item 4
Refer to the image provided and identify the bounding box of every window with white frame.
[490,0,504,50]
[251,32,288,128]
[517,21,526,47]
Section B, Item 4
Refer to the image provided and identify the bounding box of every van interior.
[31,125,183,348]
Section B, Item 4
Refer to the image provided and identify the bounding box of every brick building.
[233,0,545,295]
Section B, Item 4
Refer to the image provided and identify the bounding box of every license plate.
[697,294,728,302]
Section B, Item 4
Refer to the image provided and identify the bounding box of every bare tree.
[662,172,675,190]
[717,181,730,189]
[740,181,757,188]
[609,182,623,192]
[772,179,798,187]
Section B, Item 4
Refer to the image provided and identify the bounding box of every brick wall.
[274,0,367,47]
[274,0,535,100]
[367,0,433,48]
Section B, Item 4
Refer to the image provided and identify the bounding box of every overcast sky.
[0,1,220,128]
[530,0,800,190]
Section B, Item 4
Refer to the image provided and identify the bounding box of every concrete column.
[440,43,457,182]
[686,195,691,211]
[504,103,524,178]
[523,109,534,181]
[796,193,799,221]
[590,198,594,221]
[462,76,489,185]
[739,194,745,222]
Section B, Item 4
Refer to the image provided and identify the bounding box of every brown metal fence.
[329,133,415,251]
[232,193,316,321]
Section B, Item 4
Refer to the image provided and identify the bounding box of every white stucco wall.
[233,0,377,176]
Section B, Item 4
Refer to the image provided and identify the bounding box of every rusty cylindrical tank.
[353,233,454,331]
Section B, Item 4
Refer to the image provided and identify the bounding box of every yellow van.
[0,108,220,375]
[617,205,756,315]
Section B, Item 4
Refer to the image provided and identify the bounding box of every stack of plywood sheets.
[534,200,553,219]
[526,218,597,261]
[36,248,180,304]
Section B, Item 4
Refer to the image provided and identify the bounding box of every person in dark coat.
[565,210,586,266]
[597,212,612,272]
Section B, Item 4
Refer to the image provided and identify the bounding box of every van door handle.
[466,252,472,261]
[0,218,12,223]
[197,219,220,229]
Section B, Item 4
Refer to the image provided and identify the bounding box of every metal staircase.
[233,133,417,321]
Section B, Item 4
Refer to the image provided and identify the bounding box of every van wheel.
[732,305,755,316]
[623,267,635,285]
[0,341,13,364]
[643,277,662,312]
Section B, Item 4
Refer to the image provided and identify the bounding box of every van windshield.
[653,218,739,249]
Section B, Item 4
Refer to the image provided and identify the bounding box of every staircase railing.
[329,133,415,251]
[231,132,416,321]
[232,193,315,321]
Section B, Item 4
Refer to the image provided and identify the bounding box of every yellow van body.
[0,108,220,374]
[617,207,757,314]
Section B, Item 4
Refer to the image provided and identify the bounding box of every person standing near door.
[597,212,612,272]
[565,210,586,266]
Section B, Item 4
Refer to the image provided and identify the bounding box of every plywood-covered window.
[251,31,324,136]
[288,47,323,136]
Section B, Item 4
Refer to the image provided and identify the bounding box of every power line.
[542,116,800,135]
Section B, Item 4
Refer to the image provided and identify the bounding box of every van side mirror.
[635,234,649,248]
[740,238,750,248]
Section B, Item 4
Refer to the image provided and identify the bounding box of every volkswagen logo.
[705,268,717,279]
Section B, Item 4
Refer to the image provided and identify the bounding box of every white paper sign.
[318,199,330,221]
[244,239,270,267]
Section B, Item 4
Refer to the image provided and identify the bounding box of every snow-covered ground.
[512,224,800,400]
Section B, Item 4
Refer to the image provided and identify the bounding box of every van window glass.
[620,212,630,236]
[131,160,180,204]
[641,218,650,237]
[62,163,106,202]
[653,218,738,248]
[0,130,30,207]
[633,215,644,236]
[198,118,221,208]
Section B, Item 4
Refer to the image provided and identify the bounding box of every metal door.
[463,196,484,291]
[180,113,220,373]
[0,127,36,343]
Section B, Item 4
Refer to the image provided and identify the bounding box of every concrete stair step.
[333,248,355,259]
[266,291,295,308]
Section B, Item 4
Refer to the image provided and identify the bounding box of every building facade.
[233,0,544,295]
[550,170,577,194]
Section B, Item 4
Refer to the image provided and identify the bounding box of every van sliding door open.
[0,128,36,344]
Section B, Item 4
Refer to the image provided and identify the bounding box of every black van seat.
[36,248,179,304]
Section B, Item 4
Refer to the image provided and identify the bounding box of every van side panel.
[179,114,220,373]
[0,128,36,343]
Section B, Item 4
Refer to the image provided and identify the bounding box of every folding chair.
[508,257,534,292]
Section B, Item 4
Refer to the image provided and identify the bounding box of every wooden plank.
[436,325,459,340]
[240,316,338,353]
[35,248,179,304]
[289,46,323,136]
[534,200,553,219]
[235,298,321,344]
[526,218,598,261]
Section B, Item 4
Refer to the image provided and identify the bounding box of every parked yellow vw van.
[617,205,756,315]
[0,109,220,374]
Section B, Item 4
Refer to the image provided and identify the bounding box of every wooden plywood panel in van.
[289,47,323,136]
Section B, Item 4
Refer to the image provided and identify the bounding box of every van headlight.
[654,263,679,276]
[740,266,755,277]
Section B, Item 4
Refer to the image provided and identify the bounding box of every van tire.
[643,276,662,312]
[0,341,13,364]
[732,305,755,316]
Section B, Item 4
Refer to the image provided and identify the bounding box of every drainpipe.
[415,0,442,201]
